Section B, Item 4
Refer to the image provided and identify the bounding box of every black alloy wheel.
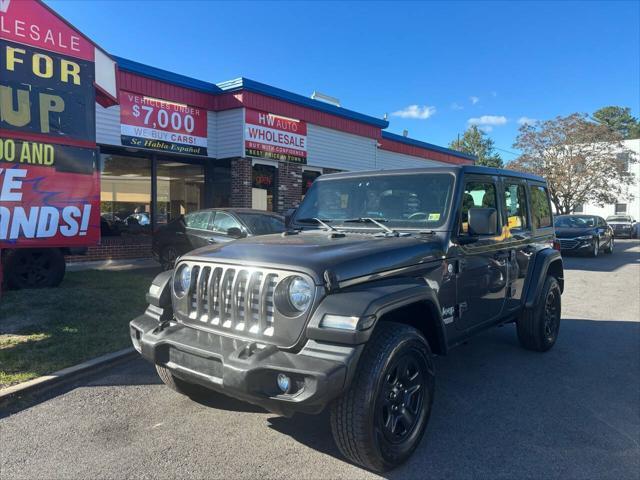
[5,248,65,289]
[378,354,426,443]
[543,284,561,344]
[330,322,434,472]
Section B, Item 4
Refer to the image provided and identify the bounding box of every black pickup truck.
[130,165,563,472]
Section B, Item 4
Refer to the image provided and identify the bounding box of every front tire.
[330,322,434,472]
[4,248,66,289]
[517,275,562,352]
[590,238,600,257]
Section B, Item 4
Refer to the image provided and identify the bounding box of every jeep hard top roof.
[319,165,546,184]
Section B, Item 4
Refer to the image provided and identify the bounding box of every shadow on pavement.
[562,239,639,273]
[268,318,640,479]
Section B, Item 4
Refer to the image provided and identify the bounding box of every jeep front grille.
[186,265,280,337]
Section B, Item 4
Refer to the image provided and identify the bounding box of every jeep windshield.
[293,173,454,230]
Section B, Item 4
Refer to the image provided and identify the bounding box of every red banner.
[0,0,94,61]
[120,91,208,156]
[0,0,101,249]
[245,109,307,164]
[0,139,100,247]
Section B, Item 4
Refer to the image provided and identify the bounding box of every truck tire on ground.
[330,322,435,472]
[517,275,562,352]
[4,248,66,289]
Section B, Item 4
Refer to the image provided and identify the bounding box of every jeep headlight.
[174,264,192,297]
[275,275,313,315]
[289,276,312,312]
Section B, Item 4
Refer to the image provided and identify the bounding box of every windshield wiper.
[295,217,339,232]
[343,217,399,236]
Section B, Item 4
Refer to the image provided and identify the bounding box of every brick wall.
[277,161,303,212]
[231,157,253,208]
[65,236,153,262]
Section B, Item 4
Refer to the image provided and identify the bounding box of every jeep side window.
[503,183,529,231]
[459,181,498,235]
[530,185,552,229]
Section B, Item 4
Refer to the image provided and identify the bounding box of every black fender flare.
[523,248,564,309]
[305,278,447,351]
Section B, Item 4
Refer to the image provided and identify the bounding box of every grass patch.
[0,268,159,388]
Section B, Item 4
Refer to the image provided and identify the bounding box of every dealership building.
[86,58,476,260]
[0,1,475,262]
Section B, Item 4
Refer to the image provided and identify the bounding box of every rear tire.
[4,248,66,289]
[604,237,614,254]
[517,275,562,352]
[330,322,434,472]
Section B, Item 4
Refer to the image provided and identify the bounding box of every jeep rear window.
[530,185,552,228]
[294,173,455,229]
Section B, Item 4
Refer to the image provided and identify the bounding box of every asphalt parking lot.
[1,240,639,479]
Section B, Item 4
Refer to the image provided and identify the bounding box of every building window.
[615,203,627,214]
[302,169,322,198]
[616,152,630,172]
[252,163,277,211]
[100,153,152,235]
[156,159,205,225]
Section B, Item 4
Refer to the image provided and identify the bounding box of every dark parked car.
[606,215,637,238]
[554,214,614,256]
[153,208,285,269]
[132,166,564,471]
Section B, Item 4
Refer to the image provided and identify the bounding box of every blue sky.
[47,0,639,161]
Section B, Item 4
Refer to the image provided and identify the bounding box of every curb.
[0,347,137,406]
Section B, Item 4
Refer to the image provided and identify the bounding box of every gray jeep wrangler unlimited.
[130,165,563,472]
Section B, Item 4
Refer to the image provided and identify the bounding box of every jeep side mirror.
[227,227,246,239]
[284,208,296,227]
[467,208,497,236]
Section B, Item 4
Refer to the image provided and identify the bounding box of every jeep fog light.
[174,264,192,297]
[320,314,376,331]
[277,373,291,393]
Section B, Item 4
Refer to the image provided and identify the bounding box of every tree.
[449,125,504,167]
[592,106,640,139]
[510,113,636,214]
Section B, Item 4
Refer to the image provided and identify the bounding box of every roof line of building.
[381,131,477,161]
[113,55,474,162]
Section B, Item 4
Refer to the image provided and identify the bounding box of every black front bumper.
[130,314,362,415]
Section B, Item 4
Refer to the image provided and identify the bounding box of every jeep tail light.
[553,239,561,251]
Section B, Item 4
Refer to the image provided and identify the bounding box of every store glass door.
[156,159,205,225]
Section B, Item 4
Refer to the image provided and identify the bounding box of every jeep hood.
[182,230,445,284]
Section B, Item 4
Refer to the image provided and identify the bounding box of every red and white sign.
[245,109,307,164]
[0,0,94,61]
[120,91,208,156]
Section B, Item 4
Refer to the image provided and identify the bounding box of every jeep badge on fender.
[130,165,563,472]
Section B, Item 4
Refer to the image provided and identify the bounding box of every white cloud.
[470,96,480,105]
[391,105,436,120]
[451,102,464,111]
[468,115,508,127]
[518,116,537,125]
[478,126,493,133]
